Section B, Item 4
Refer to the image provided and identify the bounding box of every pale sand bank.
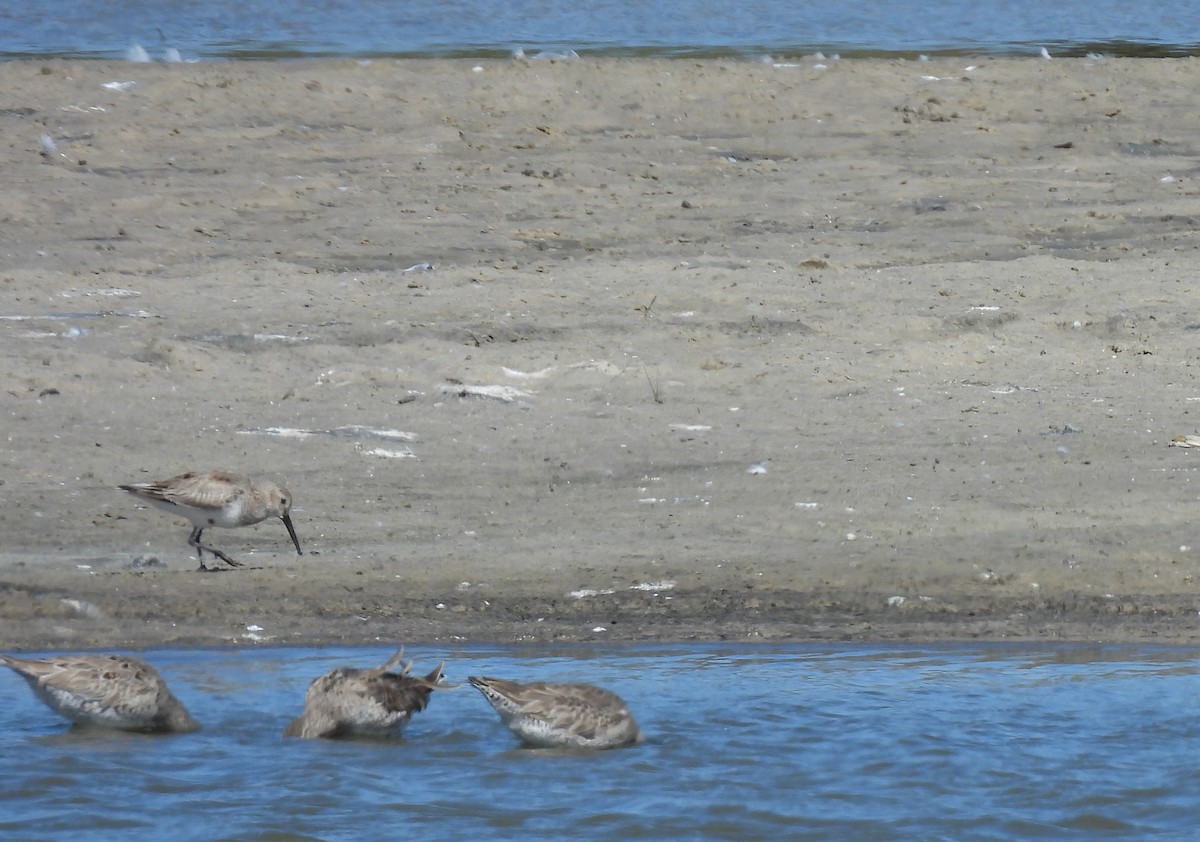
[3,56,1200,648]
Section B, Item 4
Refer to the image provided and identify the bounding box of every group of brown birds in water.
[0,648,643,749]
[3,471,643,750]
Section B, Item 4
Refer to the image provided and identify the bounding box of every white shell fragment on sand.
[60,598,105,619]
[441,383,533,402]
[629,580,675,591]
[240,425,417,442]
[570,588,616,598]
[502,365,556,380]
[356,446,416,459]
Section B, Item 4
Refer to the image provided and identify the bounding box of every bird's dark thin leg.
[188,526,207,571]
[188,526,242,570]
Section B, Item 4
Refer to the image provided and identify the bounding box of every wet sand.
[3,56,1200,650]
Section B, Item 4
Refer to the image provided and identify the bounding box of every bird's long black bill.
[281,513,303,556]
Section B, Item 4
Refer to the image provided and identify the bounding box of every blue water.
[3,643,1200,840]
[1,0,1197,60]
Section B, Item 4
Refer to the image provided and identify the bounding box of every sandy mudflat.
[3,55,1200,650]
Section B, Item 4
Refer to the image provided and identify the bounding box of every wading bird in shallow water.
[1,653,199,733]
[468,676,643,749]
[118,470,303,570]
[285,648,448,739]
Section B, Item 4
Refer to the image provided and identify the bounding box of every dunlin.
[284,648,447,739]
[118,470,303,570]
[468,676,643,749]
[1,653,199,733]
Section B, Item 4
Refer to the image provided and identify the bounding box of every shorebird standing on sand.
[1,653,199,733]
[468,676,643,749]
[285,648,448,739]
[118,470,303,570]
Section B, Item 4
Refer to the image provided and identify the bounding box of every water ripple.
[4,643,1200,839]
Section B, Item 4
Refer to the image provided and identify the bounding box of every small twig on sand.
[644,367,663,404]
